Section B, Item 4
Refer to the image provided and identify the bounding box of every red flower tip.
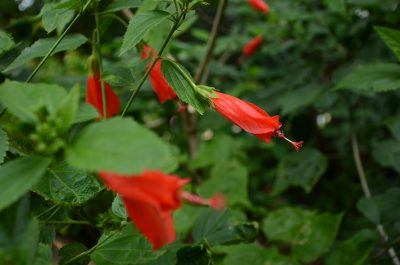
[176,103,188,113]
[248,0,270,14]
[242,36,263,58]
[209,193,226,211]
[180,191,227,210]
[273,130,304,152]
[140,44,177,103]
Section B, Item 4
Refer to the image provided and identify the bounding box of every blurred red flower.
[212,92,303,151]
[248,0,270,14]
[141,45,177,103]
[242,36,263,58]
[86,73,120,118]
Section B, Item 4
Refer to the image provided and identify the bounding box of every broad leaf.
[0,31,15,56]
[174,204,203,237]
[40,3,74,33]
[33,162,103,205]
[372,139,400,174]
[74,103,99,123]
[375,26,400,61]
[4,34,87,73]
[59,242,89,265]
[273,148,328,194]
[120,11,170,55]
[334,63,400,93]
[0,156,50,211]
[161,59,209,114]
[263,207,343,263]
[91,224,161,265]
[0,128,8,164]
[33,243,52,265]
[55,85,80,133]
[0,80,67,123]
[197,161,250,206]
[66,117,177,174]
[103,0,143,13]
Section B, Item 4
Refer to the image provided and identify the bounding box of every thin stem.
[25,0,94,83]
[94,10,108,119]
[41,220,91,225]
[351,133,400,265]
[121,13,184,117]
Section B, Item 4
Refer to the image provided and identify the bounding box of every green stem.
[94,9,108,119]
[25,0,94,83]
[40,219,91,225]
[121,13,184,117]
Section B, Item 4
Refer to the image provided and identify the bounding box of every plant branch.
[351,133,400,265]
[25,0,94,83]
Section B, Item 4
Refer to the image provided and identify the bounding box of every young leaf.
[0,128,8,164]
[0,156,50,211]
[375,26,400,61]
[0,31,15,56]
[32,162,104,206]
[334,63,400,93]
[4,34,87,73]
[120,11,171,55]
[161,60,208,114]
[66,117,177,174]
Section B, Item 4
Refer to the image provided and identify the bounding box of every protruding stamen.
[274,130,304,152]
[180,191,226,210]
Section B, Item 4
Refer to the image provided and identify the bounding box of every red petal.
[248,0,270,14]
[242,36,263,57]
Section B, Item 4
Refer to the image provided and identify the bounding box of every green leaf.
[197,161,250,206]
[66,117,177,174]
[279,84,323,116]
[91,224,161,265]
[74,103,99,124]
[334,63,400,93]
[356,197,380,224]
[0,128,8,164]
[325,230,377,265]
[325,0,346,15]
[40,3,75,33]
[111,195,127,219]
[262,207,343,263]
[375,26,400,61]
[0,31,15,56]
[0,156,50,211]
[372,139,400,174]
[161,60,208,114]
[173,204,203,237]
[120,11,170,55]
[0,80,67,123]
[385,116,400,142]
[33,243,52,265]
[192,209,258,246]
[102,0,143,13]
[32,162,103,205]
[55,85,80,133]
[59,242,89,265]
[4,34,87,73]
[223,244,299,265]
[273,148,328,195]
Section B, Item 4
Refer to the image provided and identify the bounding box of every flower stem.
[25,0,94,83]
[121,13,184,117]
[351,132,400,265]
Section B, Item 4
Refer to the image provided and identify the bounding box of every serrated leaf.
[263,207,343,263]
[4,34,87,73]
[91,224,161,265]
[102,0,143,13]
[192,209,258,246]
[197,161,250,206]
[334,63,400,93]
[375,26,400,61]
[0,156,50,211]
[32,162,103,205]
[112,195,127,219]
[0,128,8,164]
[74,103,99,123]
[273,148,328,195]
[59,242,89,265]
[161,60,208,114]
[120,11,170,55]
[66,117,177,174]
[40,3,75,33]
[0,80,67,123]
[0,31,15,56]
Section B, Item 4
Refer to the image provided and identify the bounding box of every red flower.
[141,45,177,103]
[242,36,263,58]
[248,0,270,14]
[99,170,225,250]
[86,73,120,118]
[212,92,303,151]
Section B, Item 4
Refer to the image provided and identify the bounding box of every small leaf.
[161,60,208,114]
[334,63,400,93]
[91,224,161,265]
[59,242,89,265]
[103,0,143,13]
[0,156,50,211]
[55,85,80,133]
[356,197,380,224]
[32,162,103,205]
[66,117,177,174]
[120,11,171,55]
[112,195,127,219]
[375,26,400,61]
[0,31,15,56]
[74,103,99,123]
[4,34,87,73]
[0,128,8,164]
[372,139,400,174]
[40,3,75,33]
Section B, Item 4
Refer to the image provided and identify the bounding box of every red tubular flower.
[141,45,177,103]
[212,92,303,151]
[86,73,120,118]
[248,0,270,14]
[242,36,263,58]
[99,170,225,250]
